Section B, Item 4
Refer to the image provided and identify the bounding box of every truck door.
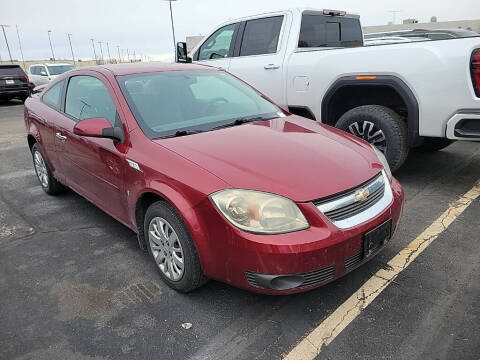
[227,15,288,107]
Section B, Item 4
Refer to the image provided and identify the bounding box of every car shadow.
[0,98,24,106]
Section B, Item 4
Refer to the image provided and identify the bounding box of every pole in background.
[15,25,26,69]
[98,41,104,64]
[47,30,55,62]
[117,45,121,63]
[164,0,178,54]
[106,42,112,64]
[127,48,130,62]
[66,33,75,66]
[133,50,136,62]
[90,38,97,64]
[388,10,401,25]
[0,25,13,63]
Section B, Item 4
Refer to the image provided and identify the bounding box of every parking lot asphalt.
[1,100,479,360]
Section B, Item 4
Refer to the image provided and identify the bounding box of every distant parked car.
[364,28,479,42]
[29,63,74,87]
[0,65,30,103]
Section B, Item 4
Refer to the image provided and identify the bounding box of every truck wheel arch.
[321,75,420,146]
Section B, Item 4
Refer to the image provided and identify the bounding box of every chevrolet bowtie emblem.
[355,188,370,202]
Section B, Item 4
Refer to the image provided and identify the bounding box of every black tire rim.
[347,121,387,153]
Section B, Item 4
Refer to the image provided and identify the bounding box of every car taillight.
[24,74,29,84]
[471,48,480,97]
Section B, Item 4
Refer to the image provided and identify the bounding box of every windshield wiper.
[212,115,277,130]
[161,129,204,138]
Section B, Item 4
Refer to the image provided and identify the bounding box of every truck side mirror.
[176,42,192,63]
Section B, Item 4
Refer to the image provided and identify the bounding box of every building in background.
[363,18,480,34]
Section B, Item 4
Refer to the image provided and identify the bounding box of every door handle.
[264,64,280,70]
[55,132,67,141]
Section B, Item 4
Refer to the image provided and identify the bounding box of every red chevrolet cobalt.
[24,63,403,294]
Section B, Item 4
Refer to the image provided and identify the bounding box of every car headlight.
[371,145,392,180]
[210,189,309,234]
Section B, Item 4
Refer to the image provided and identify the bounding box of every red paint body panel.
[24,62,404,293]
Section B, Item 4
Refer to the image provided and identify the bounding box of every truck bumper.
[446,111,480,140]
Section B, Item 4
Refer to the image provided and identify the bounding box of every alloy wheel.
[33,151,49,188]
[348,121,387,153]
[148,217,185,281]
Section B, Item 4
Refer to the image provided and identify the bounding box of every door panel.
[228,16,288,107]
[54,74,129,223]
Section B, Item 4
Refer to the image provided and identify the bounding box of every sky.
[1,0,480,62]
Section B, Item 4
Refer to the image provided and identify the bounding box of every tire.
[31,143,65,195]
[335,105,409,172]
[415,137,454,152]
[144,201,207,292]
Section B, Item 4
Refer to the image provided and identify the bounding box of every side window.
[197,24,236,61]
[65,76,117,125]
[30,66,39,75]
[42,80,65,110]
[240,16,283,56]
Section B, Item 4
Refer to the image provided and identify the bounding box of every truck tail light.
[471,48,480,97]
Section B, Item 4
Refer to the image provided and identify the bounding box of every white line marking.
[283,180,480,360]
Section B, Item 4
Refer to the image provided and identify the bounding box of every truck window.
[240,16,283,56]
[197,24,237,61]
[298,14,363,48]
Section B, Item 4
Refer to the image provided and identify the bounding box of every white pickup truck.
[176,8,480,171]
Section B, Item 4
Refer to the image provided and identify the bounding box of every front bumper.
[196,177,404,294]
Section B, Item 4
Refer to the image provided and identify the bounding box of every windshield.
[117,70,283,139]
[47,65,73,75]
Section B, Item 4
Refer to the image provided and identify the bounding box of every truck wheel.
[335,105,409,172]
[144,201,208,293]
[415,137,454,152]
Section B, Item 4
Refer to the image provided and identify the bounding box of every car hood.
[154,116,383,202]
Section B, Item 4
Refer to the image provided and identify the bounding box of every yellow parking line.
[283,180,480,360]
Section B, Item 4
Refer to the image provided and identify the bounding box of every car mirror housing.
[176,42,192,63]
[73,117,124,142]
[40,71,48,76]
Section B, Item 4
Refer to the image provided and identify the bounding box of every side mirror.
[73,117,124,142]
[176,42,192,63]
[40,70,48,76]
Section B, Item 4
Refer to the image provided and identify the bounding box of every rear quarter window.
[42,80,65,110]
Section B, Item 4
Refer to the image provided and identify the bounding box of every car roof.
[75,61,217,76]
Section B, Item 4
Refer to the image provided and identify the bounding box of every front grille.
[345,252,363,269]
[325,185,385,221]
[301,265,335,287]
[314,172,387,225]
[245,265,335,290]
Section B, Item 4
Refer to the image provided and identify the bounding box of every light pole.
[47,30,55,62]
[133,50,136,62]
[0,25,13,63]
[106,42,112,64]
[98,41,104,64]
[117,45,121,63]
[126,48,130,62]
[16,25,25,69]
[388,10,401,25]
[66,33,75,66]
[90,39,97,64]
[163,0,178,53]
